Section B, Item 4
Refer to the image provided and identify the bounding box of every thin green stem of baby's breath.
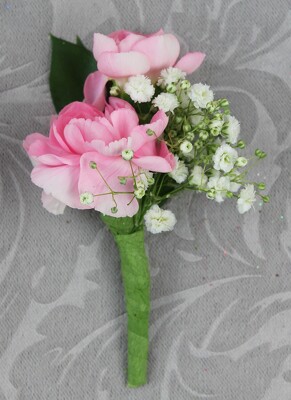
[127,194,136,206]
[156,175,166,196]
[94,191,134,197]
[94,164,114,192]
[129,160,137,187]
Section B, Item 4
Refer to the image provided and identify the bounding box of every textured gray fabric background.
[1,0,291,399]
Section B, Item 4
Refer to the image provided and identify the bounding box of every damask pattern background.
[1,0,291,399]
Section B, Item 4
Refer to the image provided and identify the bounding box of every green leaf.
[75,35,85,47]
[49,34,96,113]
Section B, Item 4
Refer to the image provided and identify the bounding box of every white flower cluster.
[107,69,268,232]
[188,83,214,108]
[200,172,256,213]
[166,136,260,214]
[224,115,240,144]
[189,166,208,188]
[144,205,176,234]
[122,68,187,112]
[207,171,232,203]
[169,155,188,183]
[153,93,179,113]
[213,142,238,172]
[134,170,154,199]
[203,141,256,212]
[237,184,256,214]
[157,67,186,88]
[124,75,155,103]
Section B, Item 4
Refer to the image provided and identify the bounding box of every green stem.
[113,229,150,388]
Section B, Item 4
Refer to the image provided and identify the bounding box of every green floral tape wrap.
[101,214,150,388]
[114,230,150,387]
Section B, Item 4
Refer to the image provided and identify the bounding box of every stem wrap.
[113,229,150,388]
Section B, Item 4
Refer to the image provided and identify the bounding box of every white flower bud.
[136,169,154,190]
[206,189,216,200]
[180,140,193,154]
[89,161,97,169]
[180,79,191,90]
[134,187,145,199]
[199,130,209,140]
[136,180,145,189]
[166,83,177,93]
[210,119,224,136]
[109,85,120,96]
[122,149,134,161]
[146,129,155,136]
[190,114,203,126]
[80,192,94,205]
[119,177,127,185]
[236,157,248,167]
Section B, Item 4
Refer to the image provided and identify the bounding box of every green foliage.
[49,35,96,112]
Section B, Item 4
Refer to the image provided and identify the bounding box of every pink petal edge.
[175,52,206,74]
[83,71,108,111]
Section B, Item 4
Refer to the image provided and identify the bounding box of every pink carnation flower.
[94,28,205,77]
[24,98,175,217]
[84,29,205,109]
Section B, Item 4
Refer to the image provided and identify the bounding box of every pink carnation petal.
[79,152,138,217]
[133,155,173,172]
[37,154,80,166]
[23,133,46,153]
[98,189,139,217]
[134,141,156,157]
[159,140,176,168]
[132,33,180,70]
[149,28,164,36]
[108,30,132,42]
[134,140,175,172]
[105,97,136,120]
[97,51,150,78]
[24,133,55,156]
[90,137,129,156]
[51,124,72,153]
[24,133,79,166]
[68,118,114,144]
[131,110,169,151]
[175,52,205,74]
[41,191,66,215]
[109,108,139,140]
[63,123,88,154]
[107,96,136,112]
[93,33,118,60]
[118,33,145,52]
[31,165,83,209]
[58,101,103,119]
[49,102,103,152]
[84,71,108,111]
[94,117,116,138]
